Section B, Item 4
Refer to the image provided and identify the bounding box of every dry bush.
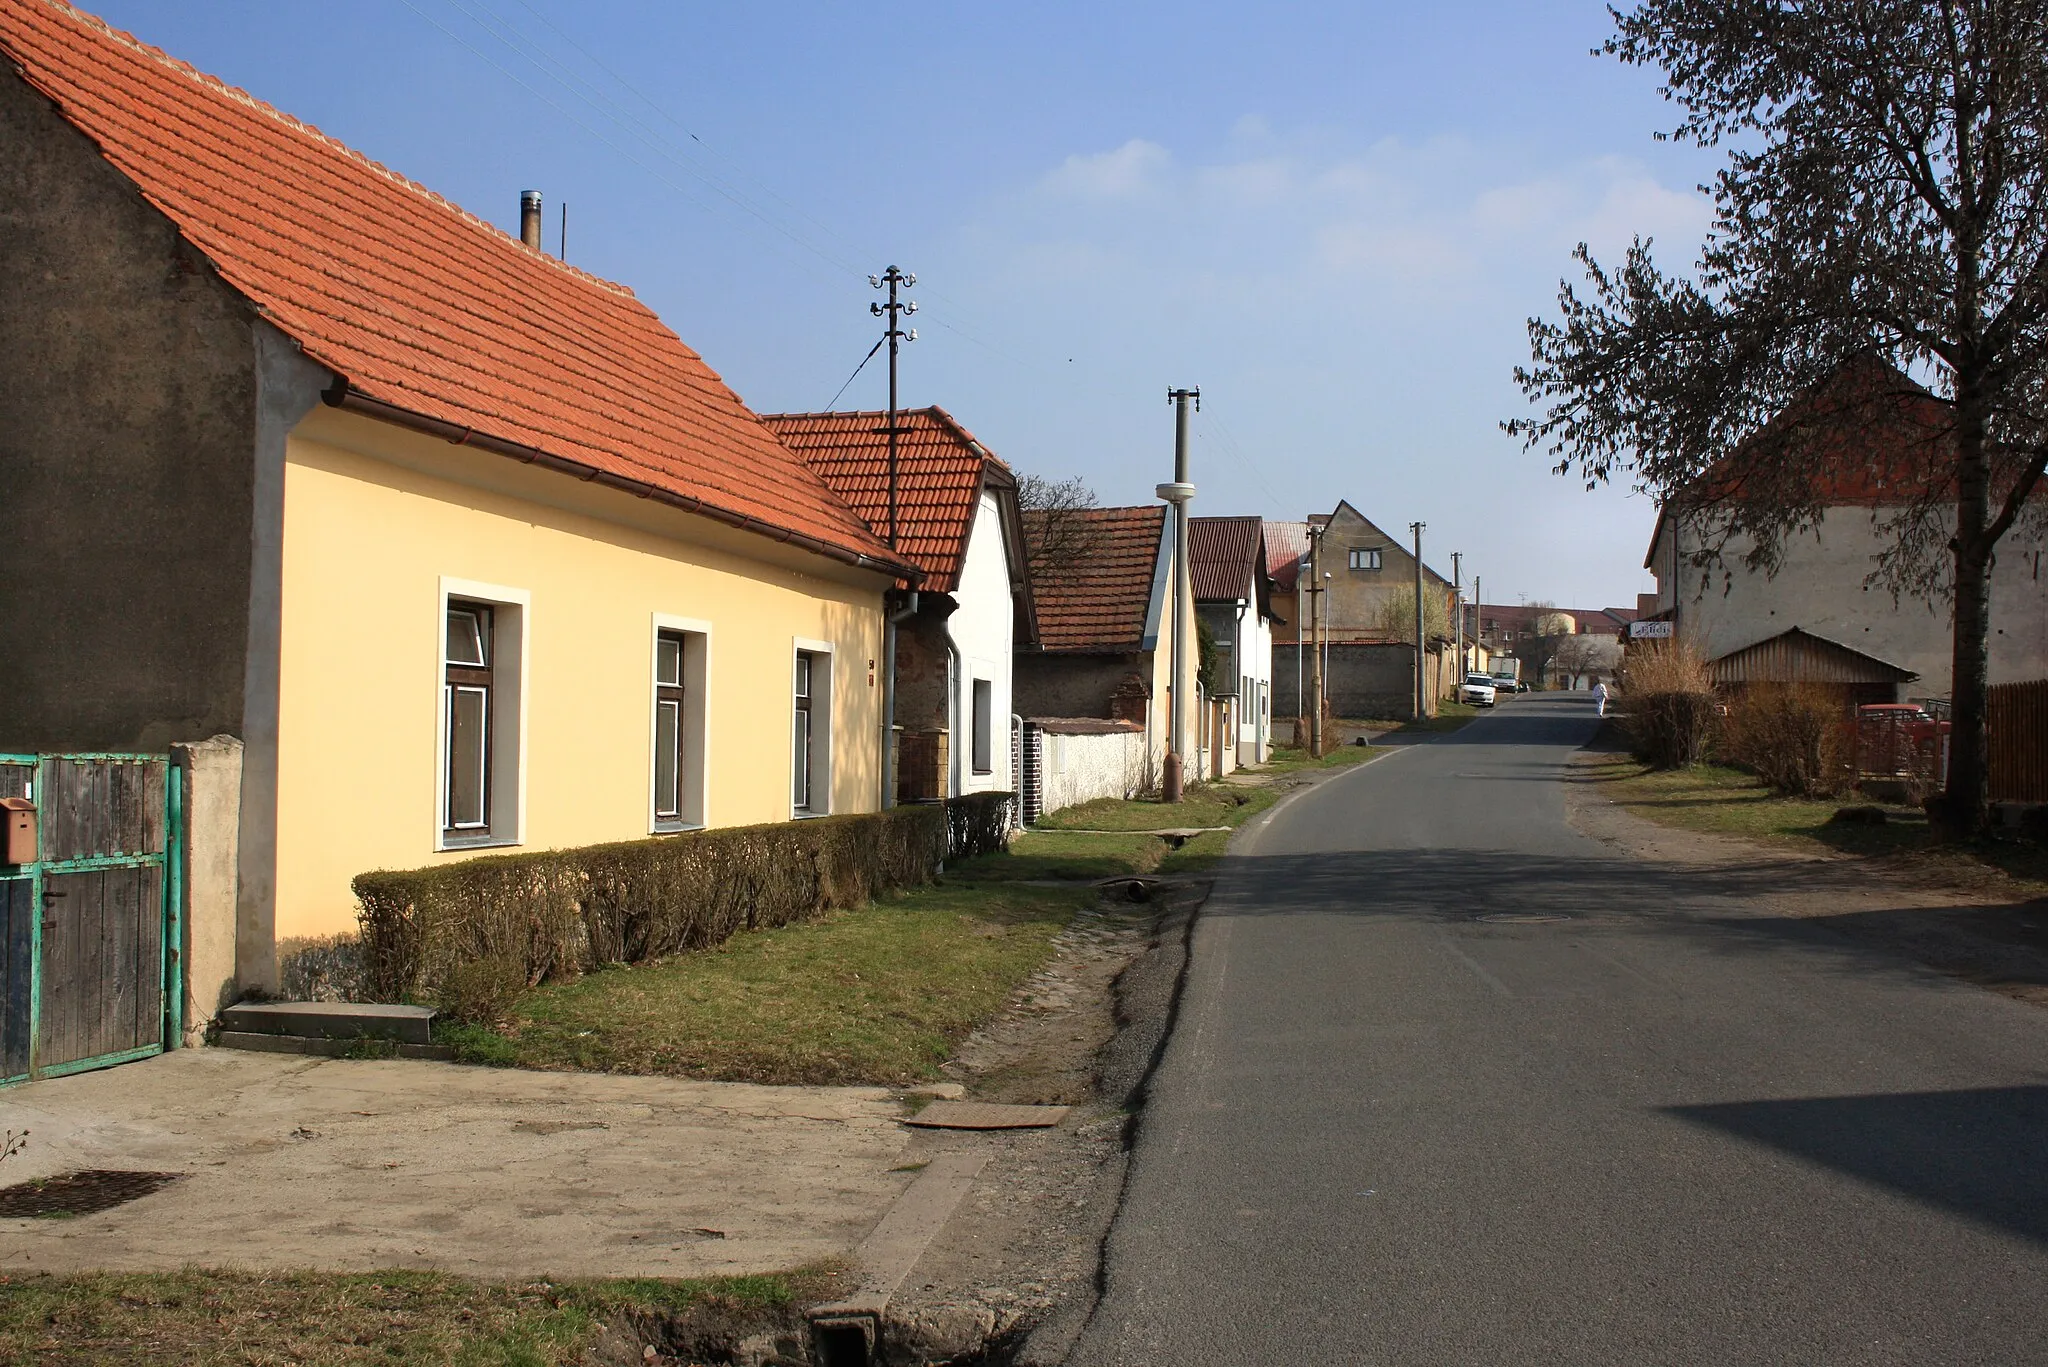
[1617,640,1718,768]
[1721,684,1854,796]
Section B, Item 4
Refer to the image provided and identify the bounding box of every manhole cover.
[904,1102,1070,1130]
[0,1170,184,1218]
[1476,913,1571,925]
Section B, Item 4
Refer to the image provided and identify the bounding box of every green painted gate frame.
[0,751,183,1085]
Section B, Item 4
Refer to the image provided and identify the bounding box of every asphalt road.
[1066,695,2048,1366]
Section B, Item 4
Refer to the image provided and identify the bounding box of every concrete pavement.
[1069,695,2048,1365]
[0,1046,915,1278]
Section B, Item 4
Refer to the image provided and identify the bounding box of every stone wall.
[1274,642,1444,720]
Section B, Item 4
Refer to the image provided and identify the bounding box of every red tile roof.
[0,0,907,577]
[761,407,1005,593]
[1025,506,1165,653]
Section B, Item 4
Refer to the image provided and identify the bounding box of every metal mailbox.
[1,796,34,865]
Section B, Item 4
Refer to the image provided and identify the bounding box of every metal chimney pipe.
[519,190,543,250]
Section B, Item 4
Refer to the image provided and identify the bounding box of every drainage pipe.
[880,591,919,809]
[943,627,965,800]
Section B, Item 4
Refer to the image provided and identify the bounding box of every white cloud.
[1040,138,1172,199]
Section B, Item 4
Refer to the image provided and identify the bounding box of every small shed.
[1710,628,1917,707]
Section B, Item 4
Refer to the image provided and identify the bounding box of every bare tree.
[1017,474,1101,584]
[1517,601,1574,686]
[1509,1,2048,838]
[1370,585,1452,645]
[1552,632,1614,687]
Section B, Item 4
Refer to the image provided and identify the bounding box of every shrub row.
[354,804,952,1018]
[947,791,1017,861]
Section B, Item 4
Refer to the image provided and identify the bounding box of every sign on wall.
[1629,620,1675,639]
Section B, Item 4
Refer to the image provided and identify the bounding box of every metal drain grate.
[1476,913,1571,925]
[0,1170,185,1218]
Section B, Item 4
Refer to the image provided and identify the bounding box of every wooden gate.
[0,753,182,1084]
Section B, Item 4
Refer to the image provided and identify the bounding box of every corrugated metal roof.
[1188,515,1263,601]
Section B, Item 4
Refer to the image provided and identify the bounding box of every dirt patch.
[1566,753,2048,1009]
[862,881,1206,1364]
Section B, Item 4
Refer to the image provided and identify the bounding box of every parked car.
[1461,674,1498,708]
[1489,673,1525,696]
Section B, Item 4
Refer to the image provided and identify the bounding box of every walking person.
[1592,680,1610,717]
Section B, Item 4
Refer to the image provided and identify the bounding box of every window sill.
[651,821,704,836]
[438,833,520,852]
[791,809,831,820]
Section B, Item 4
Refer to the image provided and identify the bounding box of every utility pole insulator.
[869,265,918,551]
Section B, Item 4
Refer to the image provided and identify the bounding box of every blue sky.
[88,0,1719,608]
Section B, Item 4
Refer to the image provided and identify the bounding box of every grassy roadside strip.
[1578,751,2048,895]
[438,880,1088,1084]
[1254,742,1385,776]
[0,1267,834,1367]
[1009,748,1394,877]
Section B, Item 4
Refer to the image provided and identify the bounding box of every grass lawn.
[1579,751,2048,893]
[0,1267,830,1367]
[440,881,1089,1085]
[1258,743,1384,776]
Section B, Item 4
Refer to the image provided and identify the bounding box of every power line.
[824,336,886,410]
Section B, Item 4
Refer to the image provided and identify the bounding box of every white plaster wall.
[1237,583,1275,764]
[951,491,1016,793]
[1653,512,2048,696]
[1039,728,1149,816]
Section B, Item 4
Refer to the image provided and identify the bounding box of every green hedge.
[353,806,949,1014]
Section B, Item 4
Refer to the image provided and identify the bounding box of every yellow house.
[0,0,917,1012]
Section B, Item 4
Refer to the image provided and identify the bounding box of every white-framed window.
[438,578,528,850]
[650,615,711,833]
[972,678,994,775]
[792,640,834,816]
[1349,548,1382,571]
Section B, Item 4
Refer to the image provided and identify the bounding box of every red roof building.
[0,0,934,989]
[761,408,1030,615]
[761,407,1038,802]
[1025,506,1169,654]
[0,0,904,577]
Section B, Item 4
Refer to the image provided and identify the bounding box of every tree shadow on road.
[1665,1086,2048,1246]
[1207,846,2048,1007]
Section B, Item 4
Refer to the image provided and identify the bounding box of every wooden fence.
[1989,680,2048,803]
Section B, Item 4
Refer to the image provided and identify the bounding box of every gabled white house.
[1191,516,1275,767]
[764,408,1037,801]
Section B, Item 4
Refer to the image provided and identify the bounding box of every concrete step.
[219,1000,436,1045]
[216,1031,454,1061]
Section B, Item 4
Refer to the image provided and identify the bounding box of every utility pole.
[1452,551,1464,681]
[1158,388,1199,801]
[1411,522,1427,720]
[1307,523,1325,756]
[868,267,918,549]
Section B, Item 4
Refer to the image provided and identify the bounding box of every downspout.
[880,591,919,809]
[943,629,965,798]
